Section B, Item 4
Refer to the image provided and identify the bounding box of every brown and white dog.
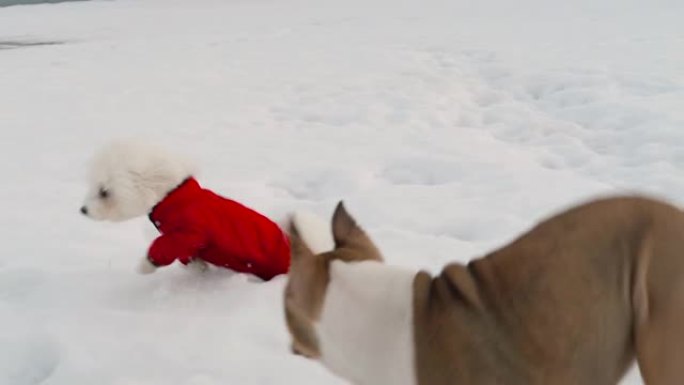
[284,196,684,385]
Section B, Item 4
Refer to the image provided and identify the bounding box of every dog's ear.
[284,297,321,359]
[331,201,383,262]
[288,216,315,262]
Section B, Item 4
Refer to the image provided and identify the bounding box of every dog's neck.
[148,176,197,219]
[316,260,418,385]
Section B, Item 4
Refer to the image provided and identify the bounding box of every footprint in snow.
[0,313,60,385]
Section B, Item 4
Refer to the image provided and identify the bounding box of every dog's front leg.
[137,257,158,274]
[184,258,209,273]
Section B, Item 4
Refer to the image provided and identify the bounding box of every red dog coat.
[147,178,290,280]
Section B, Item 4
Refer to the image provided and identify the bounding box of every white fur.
[317,260,417,385]
[81,140,194,222]
[290,210,335,254]
[137,257,158,274]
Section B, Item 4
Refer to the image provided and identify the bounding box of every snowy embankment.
[1,0,683,384]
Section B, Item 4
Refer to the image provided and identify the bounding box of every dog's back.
[413,197,684,385]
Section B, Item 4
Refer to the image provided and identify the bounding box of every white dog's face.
[81,141,193,222]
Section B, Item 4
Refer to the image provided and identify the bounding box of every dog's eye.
[98,187,110,199]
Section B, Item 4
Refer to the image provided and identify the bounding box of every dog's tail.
[289,210,335,254]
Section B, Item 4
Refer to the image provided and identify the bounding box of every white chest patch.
[316,260,417,385]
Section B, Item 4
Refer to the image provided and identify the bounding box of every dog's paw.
[247,274,264,283]
[137,258,158,275]
[185,259,209,273]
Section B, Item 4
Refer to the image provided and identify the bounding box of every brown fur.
[284,196,684,385]
[414,196,684,385]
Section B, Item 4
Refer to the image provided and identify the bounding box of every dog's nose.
[80,206,88,215]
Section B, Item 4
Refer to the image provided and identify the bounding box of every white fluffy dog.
[80,140,292,279]
[80,140,197,273]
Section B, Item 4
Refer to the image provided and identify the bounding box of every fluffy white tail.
[290,210,335,254]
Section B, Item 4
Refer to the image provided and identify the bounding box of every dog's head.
[284,202,383,358]
[80,140,193,221]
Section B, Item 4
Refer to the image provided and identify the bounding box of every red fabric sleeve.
[252,233,291,280]
[148,231,206,267]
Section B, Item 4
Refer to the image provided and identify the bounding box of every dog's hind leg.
[635,302,684,385]
[634,227,684,385]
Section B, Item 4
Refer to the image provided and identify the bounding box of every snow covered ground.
[1,0,683,383]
